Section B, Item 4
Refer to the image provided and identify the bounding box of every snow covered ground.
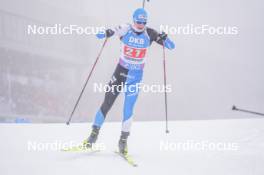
[0,118,264,175]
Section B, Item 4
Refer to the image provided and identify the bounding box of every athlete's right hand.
[96,29,115,39]
[96,32,106,39]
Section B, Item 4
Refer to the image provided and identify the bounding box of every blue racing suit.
[93,23,175,133]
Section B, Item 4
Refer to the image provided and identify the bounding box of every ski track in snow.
[0,119,264,175]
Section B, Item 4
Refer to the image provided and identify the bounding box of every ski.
[61,144,100,153]
[114,151,138,167]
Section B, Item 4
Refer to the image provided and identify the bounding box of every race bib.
[123,45,146,59]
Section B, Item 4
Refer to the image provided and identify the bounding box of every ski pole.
[232,105,264,117]
[66,38,108,125]
[162,43,169,134]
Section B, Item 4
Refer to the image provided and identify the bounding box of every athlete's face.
[134,21,146,30]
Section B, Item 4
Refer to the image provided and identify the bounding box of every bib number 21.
[124,46,146,59]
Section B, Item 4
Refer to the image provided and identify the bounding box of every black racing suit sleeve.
[146,27,164,46]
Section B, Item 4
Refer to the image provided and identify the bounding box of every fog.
[0,0,263,122]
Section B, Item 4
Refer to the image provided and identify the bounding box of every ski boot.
[118,131,129,155]
[83,125,100,149]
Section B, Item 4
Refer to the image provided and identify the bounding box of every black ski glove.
[105,29,115,38]
[158,32,168,41]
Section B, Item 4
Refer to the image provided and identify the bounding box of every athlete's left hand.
[159,32,168,41]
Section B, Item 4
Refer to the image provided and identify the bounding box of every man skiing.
[84,8,175,155]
